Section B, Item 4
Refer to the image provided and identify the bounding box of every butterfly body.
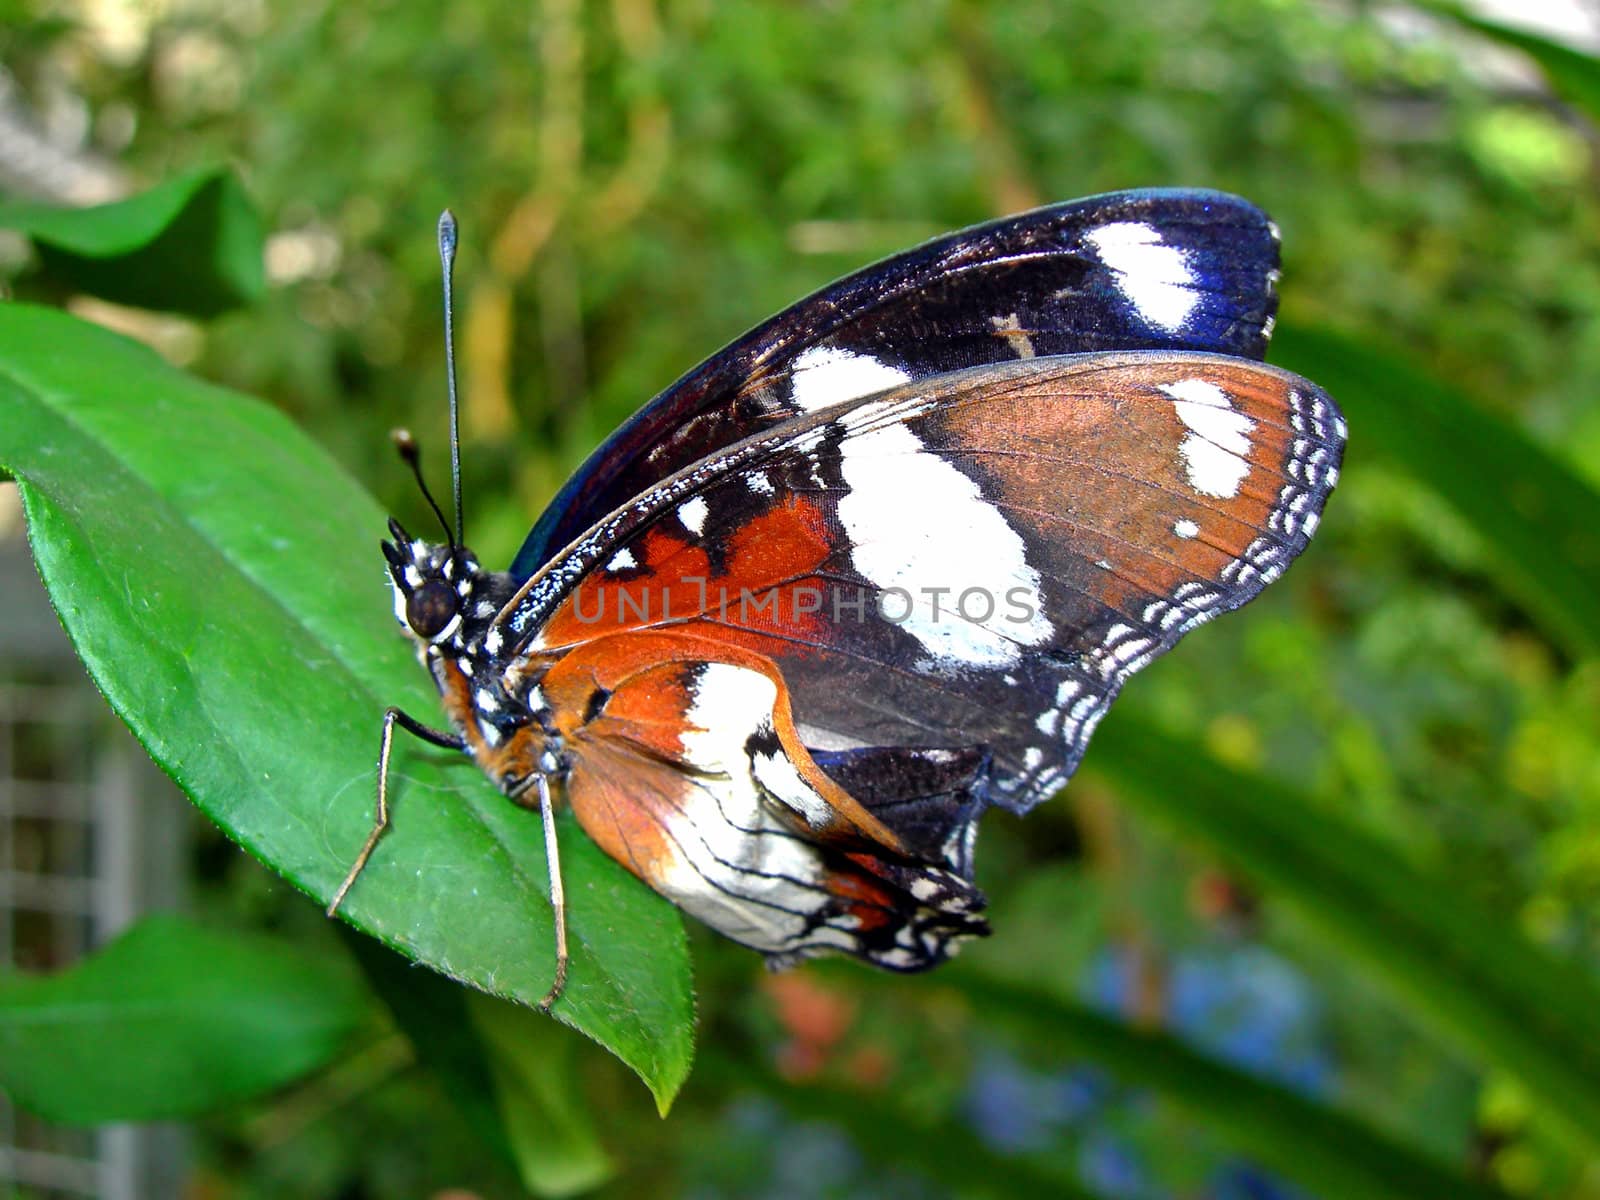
[342,192,1345,996]
[384,532,992,971]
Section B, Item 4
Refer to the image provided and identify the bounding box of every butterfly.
[328,191,1345,1008]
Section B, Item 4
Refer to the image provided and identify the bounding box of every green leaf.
[1092,712,1600,1151]
[340,929,517,1167]
[0,168,266,315]
[936,971,1502,1200]
[1421,4,1600,123]
[469,992,616,1198]
[0,304,695,1108]
[346,930,615,1196]
[1273,323,1600,659]
[0,914,369,1123]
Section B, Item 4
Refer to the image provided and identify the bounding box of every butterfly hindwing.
[535,629,988,969]
[512,190,1281,577]
[505,351,1344,815]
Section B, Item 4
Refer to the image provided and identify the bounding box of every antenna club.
[438,210,458,262]
[391,427,420,461]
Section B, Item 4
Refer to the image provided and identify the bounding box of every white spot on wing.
[678,495,710,535]
[680,663,775,770]
[680,665,831,830]
[837,421,1053,668]
[606,547,637,573]
[791,346,911,413]
[1174,518,1199,539]
[651,662,846,952]
[1161,378,1256,499]
[751,751,831,828]
[1083,222,1199,332]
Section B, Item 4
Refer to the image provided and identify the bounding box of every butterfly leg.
[532,772,568,1010]
[327,707,464,917]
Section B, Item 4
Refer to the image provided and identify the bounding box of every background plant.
[2,1,1599,1197]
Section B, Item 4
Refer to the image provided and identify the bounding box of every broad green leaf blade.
[933,971,1501,1200]
[1092,712,1600,1149]
[0,304,694,1108]
[0,914,368,1123]
[468,992,616,1197]
[0,168,265,315]
[1274,323,1600,659]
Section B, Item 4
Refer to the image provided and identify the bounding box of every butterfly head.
[381,517,510,654]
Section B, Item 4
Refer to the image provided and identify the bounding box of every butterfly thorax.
[382,520,562,797]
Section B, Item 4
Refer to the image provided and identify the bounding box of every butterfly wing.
[506,352,1342,815]
[535,628,989,969]
[512,190,1281,577]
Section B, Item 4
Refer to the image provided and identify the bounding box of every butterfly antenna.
[438,210,465,549]
[391,429,453,545]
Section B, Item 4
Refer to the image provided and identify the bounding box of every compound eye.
[407,579,459,639]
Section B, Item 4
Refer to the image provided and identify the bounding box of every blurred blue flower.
[1080,1131,1151,1198]
[1089,943,1333,1096]
[1211,1161,1308,1200]
[967,939,1334,1198]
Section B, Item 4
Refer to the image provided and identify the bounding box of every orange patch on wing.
[544,628,905,853]
[537,528,712,647]
[723,496,832,589]
[538,494,837,657]
[711,496,836,657]
[827,868,897,932]
[558,731,690,886]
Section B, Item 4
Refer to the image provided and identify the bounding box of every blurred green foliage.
[0,914,371,1122]
[0,166,265,312]
[2,0,1600,1197]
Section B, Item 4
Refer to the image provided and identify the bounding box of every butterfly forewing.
[506,351,1343,815]
[512,190,1281,577]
